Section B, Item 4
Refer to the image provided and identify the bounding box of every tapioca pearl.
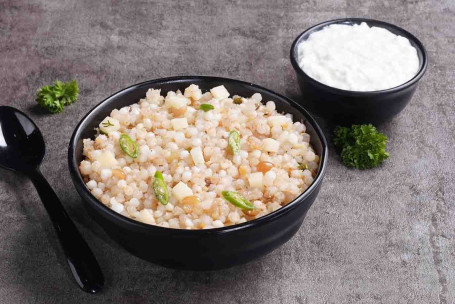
[233,155,242,165]
[266,101,276,111]
[251,150,261,159]
[92,188,103,198]
[228,212,240,223]
[304,151,316,162]
[192,138,202,147]
[264,170,277,186]
[212,220,224,228]
[181,171,192,182]
[86,180,97,190]
[80,161,92,175]
[110,202,125,213]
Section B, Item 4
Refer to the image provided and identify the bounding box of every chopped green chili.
[119,133,139,158]
[228,130,241,154]
[199,104,214,112]
[153,171,169,205]
[222,191,254,210]
[298,162,309,171]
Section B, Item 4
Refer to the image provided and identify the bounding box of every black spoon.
[0,106,104,293]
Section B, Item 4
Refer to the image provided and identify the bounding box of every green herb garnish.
[102,120,115,127]
[222,191,254,210]
[36,80,79,114]
[334,124,389,169]
[199,104,214,112]
[153,171,169,205]
[228,130,241,154]
[99,117,120,135]
[100,120,114,135]
[119,134,139,158]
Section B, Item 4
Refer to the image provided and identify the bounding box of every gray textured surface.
[0,0,454,303]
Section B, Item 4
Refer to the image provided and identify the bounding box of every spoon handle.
[28,169,104,293]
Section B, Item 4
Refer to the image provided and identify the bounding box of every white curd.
[297,22,420,91]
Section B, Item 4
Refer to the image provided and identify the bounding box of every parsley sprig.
[36,80,79,113]
[334,124,389,169]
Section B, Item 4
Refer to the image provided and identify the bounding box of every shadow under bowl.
[68,76,328,270]
[290,18,428,125]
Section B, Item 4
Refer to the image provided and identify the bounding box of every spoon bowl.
[0,106,104,293]
[0,106,45,171]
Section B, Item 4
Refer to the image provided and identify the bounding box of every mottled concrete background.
[0,0,454,303]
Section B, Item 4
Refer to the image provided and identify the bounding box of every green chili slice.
[222,191,254,210]
[199,104,214,112]
[298,162,309,171]
[119,133,138,158]
[228,130,241,154]
[153,171,169,205]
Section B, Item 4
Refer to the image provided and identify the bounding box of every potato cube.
[165,94,189,109]
[267,115,289,127]
[96,151,117,168]
[210,85,230,100]
[137,209,155,225]
[99,117,120,134]
[184,84,203,101]
[172,182,194,202]
[190,146,205,165]
[263,138,280,152]
[171,118,188,130]
[248,172,263,188]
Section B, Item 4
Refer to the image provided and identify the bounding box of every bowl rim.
[290,17,428,96]
[68,75,328,235]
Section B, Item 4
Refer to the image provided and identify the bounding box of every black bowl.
[68,76,328,270]
[290,18,428,125]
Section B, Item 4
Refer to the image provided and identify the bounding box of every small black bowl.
[68,76,328,270]
[290,18,428,125]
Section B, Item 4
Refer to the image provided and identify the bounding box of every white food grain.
[79,85,320,229]
[111,201,125,213]
[86,180,97,190]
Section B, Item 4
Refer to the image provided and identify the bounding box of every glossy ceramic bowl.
[68,76,328,270]
[290,18,428,125]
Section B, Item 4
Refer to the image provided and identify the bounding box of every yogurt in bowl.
[297,22,420,92]
[290,18,428,124]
